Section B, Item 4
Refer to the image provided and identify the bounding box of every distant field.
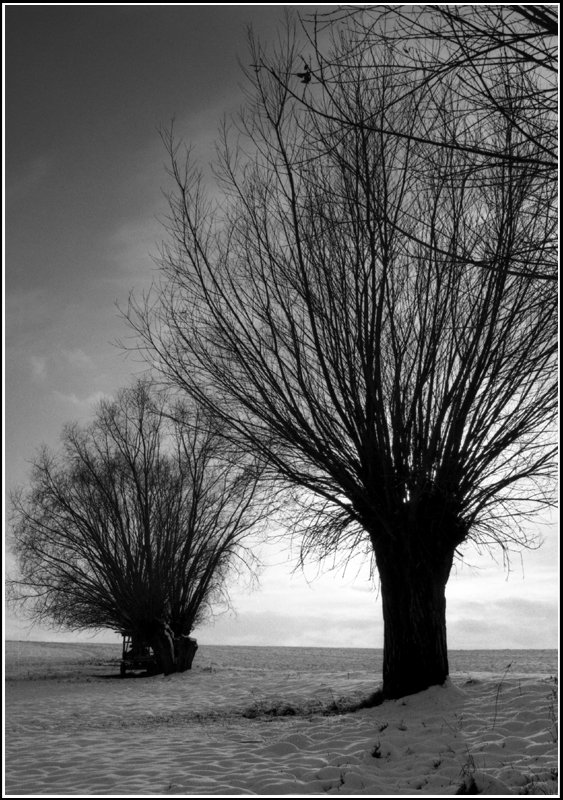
[5,640,122,680]
[5,640,557,683]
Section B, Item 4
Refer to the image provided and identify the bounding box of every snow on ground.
[3,642,558,796]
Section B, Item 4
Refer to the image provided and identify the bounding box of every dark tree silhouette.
[127,25,557,697]
[259,5,558,283]
[295,5,557,170]
[9,381,264,674]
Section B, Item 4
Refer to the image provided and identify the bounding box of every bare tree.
[127,28,557,697]
[296,5,557,168]
[9,381,265,674]
[256,5,557,283]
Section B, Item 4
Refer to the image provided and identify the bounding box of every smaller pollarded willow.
[9,380,266,673]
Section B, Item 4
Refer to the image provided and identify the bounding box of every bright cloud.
[60,348,95,370]
[29,355,47,380]
[53,389,110,417]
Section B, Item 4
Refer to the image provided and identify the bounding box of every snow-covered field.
[4,642,558,796]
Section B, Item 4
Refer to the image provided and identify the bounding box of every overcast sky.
[4,5,558,651]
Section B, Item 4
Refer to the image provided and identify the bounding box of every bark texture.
[373,518,458,699]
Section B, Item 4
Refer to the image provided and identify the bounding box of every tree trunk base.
[376,539,454,699]
[175,636,198,671]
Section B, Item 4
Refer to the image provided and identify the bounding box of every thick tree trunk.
[374,534,455,699]
[149,620,176,675]
[175,636,198,671]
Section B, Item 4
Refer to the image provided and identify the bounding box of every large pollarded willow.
[129,25,557,697]
[10,381,264,673]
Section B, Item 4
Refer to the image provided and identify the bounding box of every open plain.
[4,641,558,796]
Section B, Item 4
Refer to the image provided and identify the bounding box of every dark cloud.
[448,597,557,649]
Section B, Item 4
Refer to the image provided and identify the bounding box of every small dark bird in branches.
[296,63,311,84]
